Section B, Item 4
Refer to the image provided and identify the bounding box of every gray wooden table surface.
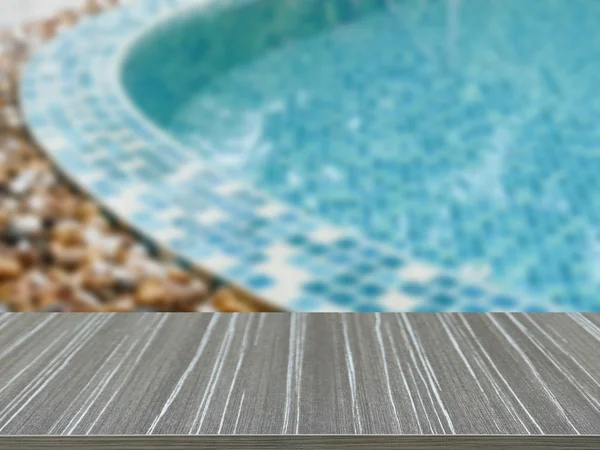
[0,313,599,449]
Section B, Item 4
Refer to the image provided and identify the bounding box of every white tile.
[165,161,206,184]
[257,201,287,219]
[121,158,145,171]
[199,253,237,272]
[250,243,314,307]
[379,292,419,311]
[457,263,492,283]
[310,226,347,244]
[195,208,227,225]
[104,184,148,216]
[158,206,185,222]
[154,226,184,244]
[214,182,244,196]
[398,262,439,283]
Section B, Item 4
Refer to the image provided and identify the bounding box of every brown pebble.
[85,216,110,232]
[9,279,33,312]
[58,10,79,27]
[115,245,131,264]
[46,267,71,284]
[167,267,191,284]
[0,211,9,232]
[136,278,168,307]
[82,265,114,291]
[41,19,60,39]
[174,302,202,313]
[55,284,75,301]
[35,286,61,310]
[50,241,87,270]
[0,281,13,300]
[167,280,208,308]
[74,201,99,222]
[53,221,83,246]
[16,247,39,269]
[69,290,103,312]
[102,296,135,312]
[113,272,137,294]
[50,195,78,218]
[212,288,257,313]
[84,0,102,14]
[0,257,22,280]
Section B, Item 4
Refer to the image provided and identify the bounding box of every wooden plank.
[0,313,599,447]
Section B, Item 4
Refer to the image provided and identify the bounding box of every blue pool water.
[121,0,600,309]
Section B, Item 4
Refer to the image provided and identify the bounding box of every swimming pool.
[21,0,600,311]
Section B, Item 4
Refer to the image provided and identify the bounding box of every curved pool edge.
[18,0,284,313]
[19,0,560,312]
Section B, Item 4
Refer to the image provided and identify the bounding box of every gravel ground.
[0,0,263,313]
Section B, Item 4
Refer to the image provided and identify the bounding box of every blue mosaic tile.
[462,304,489,313]
[431,294,456,308]
[401,283,428,298]
[291,297,325,312]
[355,304,387,313]
[434,276,458,290]
[334,273,358,286]
[492,295,519,309]
[328,292,355,307]
[461,286,486,300]
[21,0,594,311]
[360,284,385,299]
[246,274,275,291]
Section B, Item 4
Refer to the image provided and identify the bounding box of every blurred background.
[5,0,600,314]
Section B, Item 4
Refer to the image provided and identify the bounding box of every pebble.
[53,220,83,246]
[112,267,136,293]
[135,278,168,307]
[50,242,87,269]
[0,257,22,280]
[70,290,103,312]
[82,267,114,291]
[97,234,123,258]
[213,288,259,313]
[2,228,21,247]
[15,244,39,269]
[102,295,135,312]
[168,279,208,307]
[11,214,42,235]
[29,270,49,287]
[195,302,218,312]
[75,201,99,222]
[2,198,18,213]
[0,211,8,230]
[27,195,46,212]
[84,0,103,15]
[1,104,20,128]
[9,168,38,194]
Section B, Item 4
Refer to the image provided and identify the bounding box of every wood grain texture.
[0,313,600,447]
